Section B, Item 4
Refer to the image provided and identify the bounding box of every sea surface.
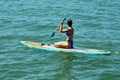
[0,0,120,80]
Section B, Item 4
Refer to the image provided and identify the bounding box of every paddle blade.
[50,32,55,38]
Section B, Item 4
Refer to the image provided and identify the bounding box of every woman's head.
[67,19,72,27]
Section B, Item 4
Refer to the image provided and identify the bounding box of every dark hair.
[67,19,72,27]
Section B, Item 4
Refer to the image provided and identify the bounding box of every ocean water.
[0,0,120,80]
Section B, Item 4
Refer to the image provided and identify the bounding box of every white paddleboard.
[20,41,111,55]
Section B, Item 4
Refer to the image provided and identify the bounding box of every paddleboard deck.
[20,41,111,54]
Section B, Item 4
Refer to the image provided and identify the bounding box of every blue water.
[0,0,120,80]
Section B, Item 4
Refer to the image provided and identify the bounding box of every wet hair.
[67,19,72,27]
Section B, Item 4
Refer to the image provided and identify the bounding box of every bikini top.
[66,32,73,36]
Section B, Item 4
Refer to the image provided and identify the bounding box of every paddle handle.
[50,18,66,38]
[54,18,66,31]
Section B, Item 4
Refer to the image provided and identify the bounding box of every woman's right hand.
[60,21,64,25]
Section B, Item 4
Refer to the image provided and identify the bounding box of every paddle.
[50,18,66,38]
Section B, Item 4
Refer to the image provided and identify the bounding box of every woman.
[54,19,74,49]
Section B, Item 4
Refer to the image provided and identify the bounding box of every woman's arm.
[59,21,68,33]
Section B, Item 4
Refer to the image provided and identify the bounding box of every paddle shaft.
[50,18,66,38]
[55,18,66,31]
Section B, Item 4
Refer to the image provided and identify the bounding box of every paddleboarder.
[54,19,74,49]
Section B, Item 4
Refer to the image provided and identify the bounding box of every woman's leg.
[54,41,68,48]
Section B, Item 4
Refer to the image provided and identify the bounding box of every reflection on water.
[54,52,76,80]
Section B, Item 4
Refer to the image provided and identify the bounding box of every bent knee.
[54,43,60,48]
